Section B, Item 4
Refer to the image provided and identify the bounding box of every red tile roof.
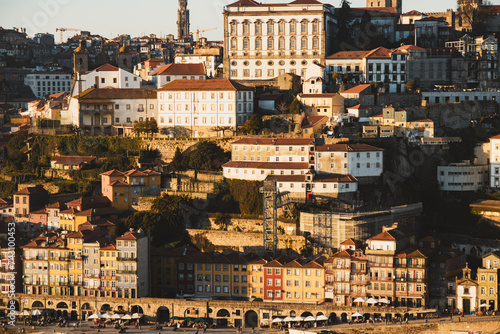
[348,104,372,110]
[313,173,358,183]
[150,63,206,76]
[158,79,252,91]
[397,45,425,51]
[116,231,144,240]
[93,64,119,72]
[101,169,126,177]
[491,134,500,140]
[341,84,372,95]
[232,138,315,146]
[326,50,370,60]
[15,185,48,196]
[365,47,393,59]
[109,180,130,187]
[403,10,423,15]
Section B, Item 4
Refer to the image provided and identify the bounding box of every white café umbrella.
[316,315,328,321]
[379,298,391,304]
[479,303,490,307]
[88,313,102,320]
[354,297,367,303]
[283,317,294,322]
[102,313,112,319]
[352,312,364,317]
[304,316,316,322]
[132,313,143,319]
[21,310,31,316]
[111,314,122,319]
[293,316,305,322]
[366,298,379,304]
[272,318,284,323]
[32,310,42,316]
[121,314,132,320]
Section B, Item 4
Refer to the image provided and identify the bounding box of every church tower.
[117,42,132,73]
[366,0,402,15]
[177,0,190,39]
[73,41,88,76]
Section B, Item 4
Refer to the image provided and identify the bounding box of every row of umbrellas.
[11,310,43,316]
[272,315,329,323]
[353,297,391,304]
[88,313,143,320]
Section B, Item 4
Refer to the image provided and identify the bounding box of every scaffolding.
[261,180,278,256]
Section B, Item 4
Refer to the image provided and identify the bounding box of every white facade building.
[223,0,337,81]
[25,71,72,98]
[157,79,253,138]
[438,161,489,192]
[490,134,500,188]
[174,48,223,77]
[150,63,207,89]
[73,64,142,96]
[223,161,310,181]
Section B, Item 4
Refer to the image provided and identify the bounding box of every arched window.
[312,36,319,49]
[255,37,262,50]
[255,20,262,35]
[290,20,297,34]
[301,20,308,34]
[278,37,285,50]
[242,20,250,35]
[278,20,286,35]
[267,20,275,35]
[290,36,296,49]
[301,36,308,49]
[243,37,249,50]
[230,20,237,35]
[267,37,274,50]
[231,37,237,50]
[312,20,320,34]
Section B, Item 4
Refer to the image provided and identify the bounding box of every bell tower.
[177,0,190,39]
[73,41,88,76]
[117,42,132,73]
[366,0,402,15]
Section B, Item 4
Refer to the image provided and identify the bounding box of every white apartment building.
[73,64,142,96]
[115,231,150,298]
[490,134,500,188]
[223,161,311,181]
[315,144,384,178]
[25,71,72,98]
[266,173,358,198]
[157,79,253,138]
[223,0,337,80]
[326,46,408,93]
[175,48,223,77]
[68,88,157,136]
[438,161,489,192]
[150,63,207,89]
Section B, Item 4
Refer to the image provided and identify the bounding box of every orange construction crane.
[56,28,81,44]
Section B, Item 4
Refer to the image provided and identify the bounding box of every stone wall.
[187,229,305,256]
[379,93,423,107]
[207,217,297,235]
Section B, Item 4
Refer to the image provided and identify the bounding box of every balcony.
[394,263,426,269]
[395,277,425,283]
[368,277,393,282]
[117,270,136,274]
[350,280,368,285]
[117,257,137,262]
[68,254,82,260]
[367,262,392,268]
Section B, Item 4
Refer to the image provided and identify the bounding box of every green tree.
[213,212,232,230]
[188,141,228,180]
[289,99,301,114]
[239,114,263,134]
[145,118,159,137]
[335,0,353,51]
[228,179,263,215]
[405,81,417,93]
[126,193,191,246]
[170,147,187,172]
[132,121,145,137]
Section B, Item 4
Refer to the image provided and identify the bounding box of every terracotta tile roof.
[143,169,161,175]
[227,0,262,6]
[351,7,398,15]
[66,196,111,210]
[332,250,352,258]
[289,0,323,4]
[15,185,48,196]
[490,134,500,140]
[109,180,130,187]
[365,47,393,59]
[124,169,148,177]
[299,93,339,98]
[52,155,96,166]
[93,64,119,72]
[341,84,372,95]
[326,50,370,60]
[369,229,404,241]
[158,79,252,91]
[313,173,358,183]
[150,63,205,76]
[408,118,433,123]
[348,104,372,110]
[116,231,144,240]
[315,143,383,152]
[223,161,310,169]
[100,243,116,251]
[397,45,425,51]
[232,138,315,146]
[403,10,423,15]
[302,115,328,128]
[101,169,126,177]
[60,207,79,214]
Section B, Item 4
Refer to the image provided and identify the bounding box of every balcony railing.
[394,263,426,269]
[117,270,136,274]
[395,277,425,283]
[117,257,137,262]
